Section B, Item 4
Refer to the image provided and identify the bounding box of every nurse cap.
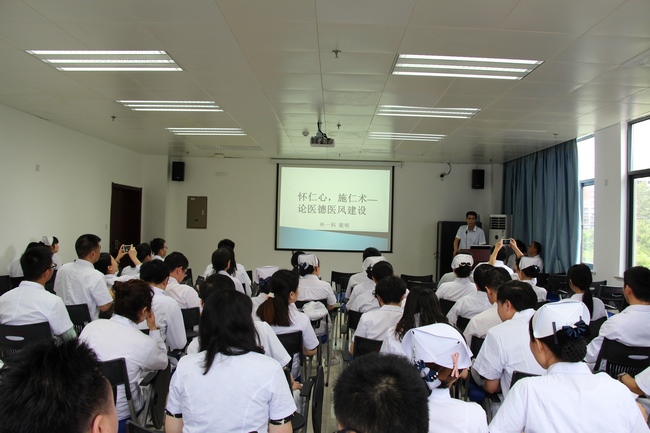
[452,254,473,269]
[254,266,279,284]
[532,300,591,339]
[41,236,53,246]
[362,255,386,271]
[298,254,319,267]
[519,256,541,270]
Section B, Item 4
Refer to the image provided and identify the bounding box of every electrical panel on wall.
[187,196,207,229]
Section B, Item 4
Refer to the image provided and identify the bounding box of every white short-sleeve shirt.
[217,270,247,296]
[165,276,201,309]
[428,387,488,433]
[137,287,187,351]
[455,225,486,249]
[380,325,407,357]
[436,278,477,302]
[473,309,546,397]
[268,305,319,377]
[463,303,502,344]
[447,290,491,325]
[489,362,648,433]
[166,351,296,433]
[297,274,336,306]
[355,304,403,342]
[54,259,114,320]
[570,293,608,321]
[346,291,380,313]
[521,279,547,302]
[346,280,375,307]
[345,271,371,298]
[120,265,140,277]
[0,280,73,336]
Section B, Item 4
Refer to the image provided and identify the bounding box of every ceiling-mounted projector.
[310,121,335,147]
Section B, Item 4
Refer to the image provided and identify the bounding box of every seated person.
[41,235,62,270]
[490,301,647,433]
[0,245,75,340]
[514,256,546,302]
[447,262,493,325]
[290,250,305,274]
[567,263,607,320]
[94,247,140,288]
[473,280,546,398]
[9,241,41,278]
[463,267,510,344]
[474,240,514,276]
[202,239,251,289]
[296,254,336,309]
[139,260,187,352]
[403,323,488,433]
[54,234,113,321]
[120,242,152,277]
[0,339,118,433]
[436,254,475,302]
[438,249,474,287]
[150,238,167,261]
[207,248,246,295]
[333,352,429,433]
[79,279,168,433]
[345,247,384,299]
[586,266,650,366]
[347,260,393,313]
[164,252,201,309]
[351,276,406,355]
[251,265,279,318]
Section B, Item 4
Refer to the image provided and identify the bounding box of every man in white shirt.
[210,247,246,295]
[164,252,201,309]
[447,261,493,326]
[463,267,510,344]
[0,246,75,340]
[54,234,113,321]
[139,260,187,351]
[473,280,546,398]
[351,275,406,355]
[150,237,167,261]
[586,266,650,367]
[453,211,486,256]
[344,247,383,299]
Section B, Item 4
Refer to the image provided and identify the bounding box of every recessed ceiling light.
[25,50,182,72]
[368,132,446,142]
[167,128,246,136]
[392,54,542,80]
[378,105,480,119]
[118,100,223,112]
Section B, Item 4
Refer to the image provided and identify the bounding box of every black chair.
[400,273,433,283]
[194,275,205,292]
[594,338,650,378]
[180,268,193,287]
[588,317,607,342]
[597,285,626,311]
[535,300,550,310]
[0,275,12,296]
[340,309,363,352]
[0,322,52,360]
[44,269,57,294]
[340,276,351,301]
[10,276,24,289]
[590,280,607,297]
[99,358,139,422]
[407,280,438,291]
[246,269,253,282]
[536,272,549,288]
[277,331,305,377]
[126,420,155,433]
[181,307,201,342]
[309,365,325,433]
[470,335,485,357]
[65,304,92,335]
[147,363,171,429]
[456,316,471,332]
[511,370,539,387]
[295,298,328,311]
[546,274,568,295]
[439,299,456,316]
[352,336,383,358]
[331,271,355,300]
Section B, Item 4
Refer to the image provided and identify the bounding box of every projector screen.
[276,163,394,252]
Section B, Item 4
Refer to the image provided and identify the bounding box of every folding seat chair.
[466,336,500,422]
[340,309,363,364]
[597,285,626,312]
[587,316,607,342]
[456,316,471,332]
[65,304,92,335]
[330,271,355,302]
[593,338,650,378]
[439,299,456,316]
[180,307,200,342]
[0,321,52,361]
[126,420,155,433]
[180,268,193,287]
[407,280,438,291]
[351,336,383,359]
[0,275,13,296]
[511,370,539,387]
[590,280,607,297]
[400,273,433,284]
[277,331,306,380]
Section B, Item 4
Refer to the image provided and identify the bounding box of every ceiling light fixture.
[368,132,446,142]
[167,128,246,136]
[118,100,222,112]
[26,50,182,72]
[378,105,480,119]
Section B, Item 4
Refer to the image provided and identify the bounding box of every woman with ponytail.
[567,263,607,320]
[514,256,547,302]
[490,301,647,432]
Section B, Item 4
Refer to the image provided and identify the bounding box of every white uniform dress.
[103,273,138,288]
[269,305,319,378]
[473,309,546,397]
[586,304,650,365]
[354,304,403,342]
[436,278,476,302]
[165,276,201,309]
[54,259,113,320]
[346,291,380,313]
[489,362,649,433]
[120,265,141,277]
[345,271,371,299]
[428,387,488,433]
[346,280,375,308]
[463,304,502,344]
[455,225,486,250]
[0,280,73,336]
[447,291,491,325]
[297,274,336,305]
[166,351,296,433]
[137,287,187,351]
[79,314,168,420]
[380,325,407,357]
[521,279,547,302]
[570,293,608,321]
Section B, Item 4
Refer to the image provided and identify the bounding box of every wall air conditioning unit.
[488,214,512,246]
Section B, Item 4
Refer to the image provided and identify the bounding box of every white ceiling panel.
[588,0,650,38]
[0,1,49,22]
[553,35,650,65]
[409,0,519,29]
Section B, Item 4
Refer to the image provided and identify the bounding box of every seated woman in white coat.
[490,300,649,433]
[514,256,547,302]
[165,289,297,433]
[436,254,476,302]
[567,263,608,320]
[296,254,336,309]
[402,323,488,433]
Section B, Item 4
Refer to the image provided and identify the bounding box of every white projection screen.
[275,163,394,252]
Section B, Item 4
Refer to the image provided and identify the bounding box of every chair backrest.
[511,370,539,387]
[277,331,303,363]
[456,316,470,332]
[597,285,626,311]
[536,272,549,288]
[126,420,155,433]
[10,277,24,289]
[181,307,201,331]
[0,275,12,296]
[0,322,52,360]
[594,338,650,378]
[331,271,355,295]
[347,309,363,332]
[535,300,550,310]
[340,276,350,299]
[44,270,57,294]
[246,270,253,281]
[470,336,485,359]
[353,336,383,358]
[439,299,456,316]
[148,363,171,429]
[180,268,193,287]
[590,280,607,297]
[99,357,133,402]
[546,274,568,294]
[295,298,328,310]
[65,304,92,334]
[588,317,607,342]
[407,280,438,291]
[311,365,325,433]
[400,273,433,283]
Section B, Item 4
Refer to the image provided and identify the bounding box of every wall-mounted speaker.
[472,169,485,189]
[172,161,185,182]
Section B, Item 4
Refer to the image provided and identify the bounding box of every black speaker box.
[472,169,484,189]
[172,161,185,182]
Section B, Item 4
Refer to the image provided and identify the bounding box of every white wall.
[165,157,499,279]
[0,104,145,269]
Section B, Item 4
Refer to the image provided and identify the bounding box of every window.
[628,116,650,267]
[578,136,595,266]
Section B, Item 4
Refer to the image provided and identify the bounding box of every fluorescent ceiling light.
[167,128,246,136]
[26,50,182,72]
[378,105,480,119]
[392,54,542,80]
[368,132,446,142]
[118,100,223,112]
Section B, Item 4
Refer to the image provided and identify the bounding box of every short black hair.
[165,251,189,274]
[113,279,153,323]
[94,252,112,275]
[333,353,429,433]
[211,248,231,272]
[374,275,406,304]
[489,267,512,289]
[371,261,393,281]
[531,241,542,255]
[473,264,494,292]
[0,339,114,433]
[466,211,478,219]
[624,266,650,302]
[150,238,166,256]
[496,280,538,312]
[493,245,507,261]
[135,243,152,262]
[217,239,235,250]
[140,259,169,284]
[75,234,101,258]
[20,245,53,281]
[199,274,236,302]
[362,247,381,261]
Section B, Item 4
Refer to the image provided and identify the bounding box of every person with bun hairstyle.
[436,253,476,302]
[290,250,305,274]
[257,269,319,379]
[296,254,336,309]
[567,263,607,320]
[514,256,547,302]
[490,300,648,432]
[79,279,168,433]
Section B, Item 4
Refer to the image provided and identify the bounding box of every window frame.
[577,134,595,268]
[627,114,650,268]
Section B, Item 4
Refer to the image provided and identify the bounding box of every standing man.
[453,211,486,256]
